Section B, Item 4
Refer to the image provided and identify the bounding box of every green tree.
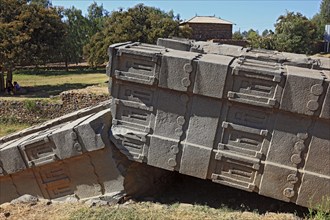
[84,4,191,67]
[87,2,108,37]
[0,0,23,77]
[0,0,65,83]
[178,24,192,39]
[320,0,330,23]
[233,31,243,40]
[61,7,90,70]
[259,29,275,50]
[83,31,107,67]
[262,29,270,37]
[312,14,324,40]
[243,29,275,50]
[246,29,261,48]
[259,36,275,50]
[241,31,248,39]
[274,11,317,54]
[312,0,330,40]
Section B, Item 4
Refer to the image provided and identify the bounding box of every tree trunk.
[65,59,69,72]
[6,68,13,83]
[0,71,4,92]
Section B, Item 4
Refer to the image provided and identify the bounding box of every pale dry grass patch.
[0,201,85,220]
[313,53,330,58]
[71,85,109,95]
[0,122,30,137]
[67,202,299,220]
[13,72,107,87]
[0,200,312,220]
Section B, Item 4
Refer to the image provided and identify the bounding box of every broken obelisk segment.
[107,42,330,208]
[1,40,329,209]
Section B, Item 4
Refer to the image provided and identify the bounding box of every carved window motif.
[110,129,148,161]
[228,58,284,108]
[20,137,57,167]
[38,165,72,199]
[119,84,154,105]
[119,107,150,125]
[211,157,257,192]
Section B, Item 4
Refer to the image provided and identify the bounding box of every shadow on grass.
[0,83,95,98]
[14,68,106,76]
[153,174,309,217]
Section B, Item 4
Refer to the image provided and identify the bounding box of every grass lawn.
[0,122,31,137]
[0,68,109,100]
[0,68,109,137]
[3,200,328,220]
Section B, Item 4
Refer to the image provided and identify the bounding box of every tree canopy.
[0,0,65,81]
[87,2,109,37]
[60,6,90,68]
[232,31,243,40]
[230,0,329,53]
[0,1,191,79]
[83,4,191,66]
[0,0,327,86]
[320,0,330,23]
[312,0,330,40]
[273,12,317,54]
[240,11,320,53]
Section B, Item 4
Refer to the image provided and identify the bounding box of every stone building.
[180,16,233,41]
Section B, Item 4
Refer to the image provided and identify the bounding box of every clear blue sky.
[51,0,321,32]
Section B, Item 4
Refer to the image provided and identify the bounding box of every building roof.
[181,16,234,25]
